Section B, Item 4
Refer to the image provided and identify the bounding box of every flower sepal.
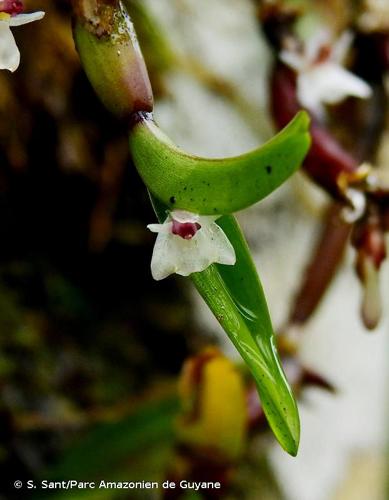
[0,1,44,72]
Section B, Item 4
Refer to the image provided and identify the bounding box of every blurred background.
[1,0,389,499]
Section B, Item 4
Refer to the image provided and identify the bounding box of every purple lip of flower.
[0,0,23,15]
[172,220,201,240]
[314,45,332,65]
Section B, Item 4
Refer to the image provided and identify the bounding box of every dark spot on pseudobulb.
[170,196,176,204]
[266,165,272,174]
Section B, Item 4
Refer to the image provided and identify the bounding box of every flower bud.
[353,213,387,330]
[359,257,382,330]
[177,348,247,461]
[72,0,153,119]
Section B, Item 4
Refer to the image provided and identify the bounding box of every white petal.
[171,210,200,224]
[321,65,371,102]
[147,222,172,234]
[0,21,19,72]
[198,214,219,224]
[297,64,371,113]
[279,50,306,72]
[174,235,211,277]
[324,65,372,101]
[331,31,353,64]
[151,231,212,279]
[9,11,45,26]
[150,232,182,280]
[297,73,326,118]
[198,222,236,266]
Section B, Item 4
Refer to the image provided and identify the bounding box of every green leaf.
[130,111,310,215]
[150,197,300,456]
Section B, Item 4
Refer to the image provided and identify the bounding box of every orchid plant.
[1,0,311,456]
[69,0,312,456]
[2,0,389,483]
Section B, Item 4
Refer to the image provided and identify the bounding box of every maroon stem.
[288,204,351,325]
[271,64,359,198]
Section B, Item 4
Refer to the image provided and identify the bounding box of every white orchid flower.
[0,1,45,72]
[147,210,236,281]
[280,30,372,118]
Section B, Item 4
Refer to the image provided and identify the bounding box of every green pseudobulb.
[131,111,310,215]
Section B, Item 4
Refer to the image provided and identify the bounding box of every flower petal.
[196,221,236,266]
[147,222,172,234]
[279,50,306,72]
[150,232,181,280]
[331,31,353,64]
[171,210,200,224]
[0,21,19,72]
[325,65,372,101]
[297,74,326,117]
[9,11,45,26]
[297,64,371,114]
[174,235,211,277]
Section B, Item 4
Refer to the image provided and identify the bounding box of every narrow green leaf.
[150,197,300,456]
[131,111,310,215]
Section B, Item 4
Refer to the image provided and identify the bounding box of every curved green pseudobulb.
[131,111,310,215]
[151,196,300,456]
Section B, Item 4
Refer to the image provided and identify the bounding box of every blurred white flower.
[280,30,372,118]
[147,210,236,280]
[0,2,45,72]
